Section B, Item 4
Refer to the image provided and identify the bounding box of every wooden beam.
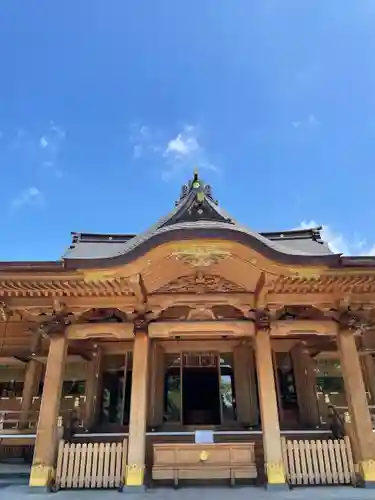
[4,295,138,310]
[0,356,26,366]
[148,292,254,309]
[160,339,241,353]
[65,322,134,340]
[127,274,147,311]
[96,341,133,354]
[267,292,375,307]
[271,319,337,336]
[148,320,254,338]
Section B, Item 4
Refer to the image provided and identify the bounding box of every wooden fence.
[281,437,356,486]
[55,439,127,490]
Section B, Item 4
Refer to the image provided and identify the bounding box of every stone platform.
[0,486,375,500]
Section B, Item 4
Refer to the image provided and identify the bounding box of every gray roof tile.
[63,173,334,263]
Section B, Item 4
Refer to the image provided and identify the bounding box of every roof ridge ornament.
[176,169,217,205]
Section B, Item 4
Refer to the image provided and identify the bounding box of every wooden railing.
[0,409,40,430]
[0,395,86,430]
[55,439,128,490]
[281,437,355,486]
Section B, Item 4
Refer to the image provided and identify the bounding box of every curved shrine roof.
[62,172,341,268]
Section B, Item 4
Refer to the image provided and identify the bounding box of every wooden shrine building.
[1,171,375,490]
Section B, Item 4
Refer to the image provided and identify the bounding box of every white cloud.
[162,125,218,181]
[308,114,319,126]
[129,123,218,181]
[164,128,200,158]
[129,124,155,159]
[299,220,375,256]
[291,114,320,129]
[9,122,66,178]
[11,187,43,211]
[40,136,48,149]
[39,121,66,177]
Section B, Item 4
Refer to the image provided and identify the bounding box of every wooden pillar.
[84,347,102,430]
[337,330,375,486]
[20,359,42,429]
[362,354,375,405]
[149,343,165,428]
[29,335,67,489]
[125,329,150,489]
[255,328,287,489]
[233,345,258,426]
[272,350,284,424]
[291,345,320,428]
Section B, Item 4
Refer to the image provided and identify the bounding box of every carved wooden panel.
[155,274,245,294]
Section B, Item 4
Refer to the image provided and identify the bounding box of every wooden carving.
[155,274,245,294]
[171,246,231,268]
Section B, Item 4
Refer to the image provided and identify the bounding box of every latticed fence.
[281,437,355,486]
[55,439,127,489]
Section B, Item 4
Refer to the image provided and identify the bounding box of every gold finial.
[193,168,199,181]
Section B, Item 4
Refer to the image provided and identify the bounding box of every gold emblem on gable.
[171,245,231,268]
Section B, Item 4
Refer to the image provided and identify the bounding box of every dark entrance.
[182,367,221,425]
[99,370,132,426]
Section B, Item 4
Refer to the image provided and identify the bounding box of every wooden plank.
[316,440,326,484]
[90,443,99,488]
[333,440,344,484]
[78,443,87,488]
[293,440,302,485]
[328,440,338,484]
[281,438,289,482]
[340,439,350,484]
[103,443,110,488]
[109,442,117,488]
[287,440,296,484]
[85,443,93,489]
[55,440,64,489]
[96,443,105,488]
[299,440,308,485]
[60,442,69,489]
[72,443,81,488]
[344,436,356,484]
[115,442,123,488]
[322,440,332,484]
[304,440,315,485]
[310,440,320,485]
[66,443,75,489]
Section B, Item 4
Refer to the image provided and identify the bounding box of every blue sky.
[1,1,375,261]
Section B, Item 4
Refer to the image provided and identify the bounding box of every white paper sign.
[194,430,214,444]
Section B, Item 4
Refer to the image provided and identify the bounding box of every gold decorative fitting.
[266,461,286,484]
[360,459,375,482]
[155,273,245,294]
[172,246,231,268]
[253,309,272,331]
[125,464,144,486]
[199,450,209,462]
[0,302,12,321]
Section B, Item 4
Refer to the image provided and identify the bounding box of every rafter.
[126,274,147,312]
